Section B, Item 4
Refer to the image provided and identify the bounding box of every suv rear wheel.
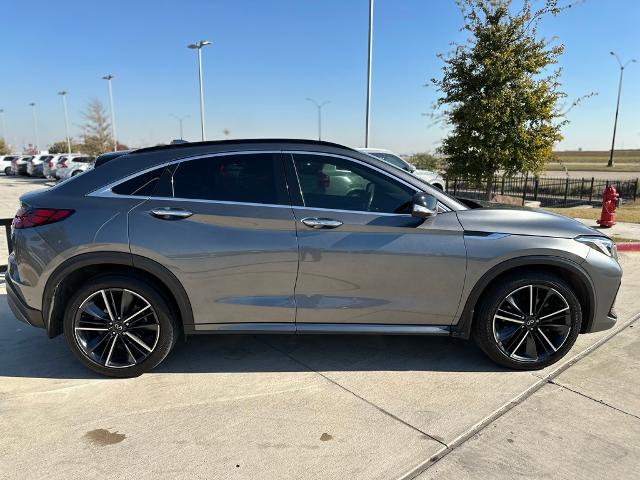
[63,274,178,377]
[473,273,582,370]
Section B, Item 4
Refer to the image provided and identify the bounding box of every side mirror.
[411,192,437,219]
[406,163,417,173]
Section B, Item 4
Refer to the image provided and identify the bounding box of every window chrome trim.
[287,150,452,214]
[87,149,283,200]
[87,148,453,213]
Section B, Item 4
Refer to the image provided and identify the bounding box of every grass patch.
[554,150,640,164]
[546,163,640,172]
[544,202,640,224]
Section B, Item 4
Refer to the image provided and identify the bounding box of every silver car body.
[6,140,620,342]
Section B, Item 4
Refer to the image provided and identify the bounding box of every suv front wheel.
[63,274,178,377]
[473,273,582,370]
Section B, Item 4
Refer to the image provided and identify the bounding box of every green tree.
[49,139,83,154]
[409,152,440,171]
[80,98,113,156]
[0,138,10,155]
[432,0,570,198]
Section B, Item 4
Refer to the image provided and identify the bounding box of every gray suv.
[6,140,622,377]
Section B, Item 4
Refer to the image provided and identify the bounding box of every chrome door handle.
[150,208,193,219]
[301,217,343,229]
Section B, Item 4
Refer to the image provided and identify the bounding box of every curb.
[617,243,640,252]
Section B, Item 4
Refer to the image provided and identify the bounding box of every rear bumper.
[5,274,45,329]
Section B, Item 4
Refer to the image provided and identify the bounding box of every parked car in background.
[47,154,78,179]
[1,155,19,175]
[6,139,622,377]
[26,154,54,178]
[55,155,95,180]
[11,156,33,175]
[357,148,445,190]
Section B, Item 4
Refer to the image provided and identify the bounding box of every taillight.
[13,207,74,229]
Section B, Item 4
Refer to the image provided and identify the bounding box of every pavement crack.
[258,337,449,449]
[548,379,640,421]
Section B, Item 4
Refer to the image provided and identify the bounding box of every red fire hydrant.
[597,185,619,228]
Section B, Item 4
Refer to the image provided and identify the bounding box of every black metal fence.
[445,176,639,207]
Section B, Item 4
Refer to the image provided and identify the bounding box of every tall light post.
[58,91,72,154]
[365,0,374,147]
[102,74,118,151]
[608,52,636,167]
[187,40,212,141]
[170,114,190,139]
[0,109,6,143]
[306,98,330,141]
[28,102,40,152]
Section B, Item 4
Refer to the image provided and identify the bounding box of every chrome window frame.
[287,150,452,214]
[88,149,454,213]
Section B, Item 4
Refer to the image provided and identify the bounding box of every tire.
[63,274,178,377]
[472,272,582,370]
[4,167,10,176]
[71,170,82,176]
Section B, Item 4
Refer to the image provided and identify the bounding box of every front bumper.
[5,273,45,329]
[581,250,622,333]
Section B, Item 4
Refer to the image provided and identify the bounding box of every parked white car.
[1,155,20,175]
[357,148,445,190]
[55,155,95,180]
[26,154,54,177]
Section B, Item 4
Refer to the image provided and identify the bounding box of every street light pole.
[102,74,118,151]
[58,91,72,154]
[365,0,374,147]
[608,52,636,168]
[306,98,330,141]
[28,102,40,152]
[188,40,212,141]
[170,114,190,139]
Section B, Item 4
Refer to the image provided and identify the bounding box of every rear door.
[126,151,299,331]
[287,152,466,327]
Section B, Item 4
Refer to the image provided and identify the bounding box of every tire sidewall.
[63,274,177,377]
[474,274,582,370]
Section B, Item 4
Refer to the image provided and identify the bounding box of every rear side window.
[112,167,166,196]
[172,153,283,205]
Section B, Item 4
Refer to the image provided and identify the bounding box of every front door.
[127,152,299,331]
[288,152,466,326]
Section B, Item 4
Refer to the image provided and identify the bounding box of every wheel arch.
[452,255,595,339]
[43,252,194,338]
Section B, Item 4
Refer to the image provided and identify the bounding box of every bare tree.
[80,98,113,156]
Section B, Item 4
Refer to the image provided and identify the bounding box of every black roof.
[94,150,133,168]
[131,138,356,155]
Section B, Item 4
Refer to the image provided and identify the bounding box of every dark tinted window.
[113,167,166,196]
[74,157,94,163]
[172,153,281,204]
[293,154,415,214]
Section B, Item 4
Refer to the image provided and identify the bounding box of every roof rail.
[130,138,356,155]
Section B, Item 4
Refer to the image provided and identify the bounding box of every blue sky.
[1,0,638,153]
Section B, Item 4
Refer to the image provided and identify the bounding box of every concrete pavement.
[1,252,639,479]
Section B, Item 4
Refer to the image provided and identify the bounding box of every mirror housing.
[411,192,437,219]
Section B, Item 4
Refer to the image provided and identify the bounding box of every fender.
[451,255,596,339]
[43,251,194,337]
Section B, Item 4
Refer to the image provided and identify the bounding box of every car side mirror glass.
[411,192,437,219]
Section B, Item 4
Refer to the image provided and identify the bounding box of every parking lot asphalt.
[1,175,639,479]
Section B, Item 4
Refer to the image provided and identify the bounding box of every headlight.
[575,235,617,258]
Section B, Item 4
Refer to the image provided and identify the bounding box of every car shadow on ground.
[0,294,504,380]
